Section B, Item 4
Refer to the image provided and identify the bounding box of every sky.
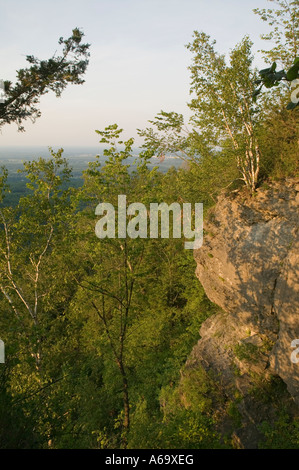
[0,0,273,148]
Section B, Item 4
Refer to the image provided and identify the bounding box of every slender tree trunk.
[116,356,130,446]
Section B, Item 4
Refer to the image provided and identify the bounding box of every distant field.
[0,146,183,206]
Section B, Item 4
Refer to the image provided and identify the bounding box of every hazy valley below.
[0,146,183,206]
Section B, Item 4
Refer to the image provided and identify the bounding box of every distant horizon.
[0,145,183,174]
[0,145,180,158]
[0,0,272,147]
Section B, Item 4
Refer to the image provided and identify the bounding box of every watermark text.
[95,196,203,250]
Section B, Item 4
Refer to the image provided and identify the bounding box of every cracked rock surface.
[190,178,299,447]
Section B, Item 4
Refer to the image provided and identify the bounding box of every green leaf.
[286,62,299,81]
[252,88,261,101]
[286,101,298,110]
[270,62,277,72]
[273,70,286,81]
[259,67,272,77]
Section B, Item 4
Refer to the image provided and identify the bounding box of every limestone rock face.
[191,179,299,447]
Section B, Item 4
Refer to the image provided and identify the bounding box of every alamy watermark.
[95,195,203,250]
[0,339,4,363]
[0,80,6,103]
[291,339,299,364]
[291,79,299,105]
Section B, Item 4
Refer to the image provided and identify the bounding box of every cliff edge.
[190,178,299,447]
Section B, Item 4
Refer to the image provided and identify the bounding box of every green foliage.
[257,102,299,179]
[253,1,299,109]
[259,413,299,449]
[0,119,296,448]
[1,129,220,448]
[227,401,242,428]
[255,57,299,109]
[139,34,261,194]
[0,389,40,448]
[137,1,299,195]
[0,1,298,448]
[186,33,262,193]
[0,167,9,204]
[234,342,261,363]
[253,1,299,69]
[157,411,221,449]
[248,374,289,404]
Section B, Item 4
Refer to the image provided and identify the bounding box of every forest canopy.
[0,1,298,450]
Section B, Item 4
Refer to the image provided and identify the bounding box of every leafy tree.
[253,0,299,174]
[1,2,298,448]
[253,0,299,69]
[186,33,262,193]
[139,35,262,194]
[0,149,81,447]
[138,112,239,207]
[0,28,90,131]
[0,149,74,365]
[71,125,156,445]
[253,0,299,109]
[257,99,299,178]
[254,58,299,110]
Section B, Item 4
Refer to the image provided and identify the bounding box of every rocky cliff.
[189,178,299,448]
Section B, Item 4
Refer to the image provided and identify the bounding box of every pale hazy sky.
[0,0,272,147]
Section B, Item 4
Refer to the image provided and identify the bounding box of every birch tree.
[0,149,74,371]
[186,33,261,194]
